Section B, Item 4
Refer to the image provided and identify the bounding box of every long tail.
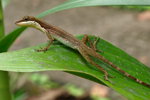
[86,47,150,88]
[99,55,150,88]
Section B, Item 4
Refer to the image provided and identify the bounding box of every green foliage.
[0,0,11,100]
[0,35,150,100]
[0,0,150,100]
[112,6,150,11]
[29,73,59,89]
[64,84,85,97]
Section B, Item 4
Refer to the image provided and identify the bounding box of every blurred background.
[3,0,150,100]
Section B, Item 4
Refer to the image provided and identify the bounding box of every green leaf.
[0,27,26,52]
[1,0,150,52]
[37,0,150,18]
[0,35,150,100]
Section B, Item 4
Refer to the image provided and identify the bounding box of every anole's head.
[15,16,37,27]
[15,16,48,33]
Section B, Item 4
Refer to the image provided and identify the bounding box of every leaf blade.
[0,35,150,100]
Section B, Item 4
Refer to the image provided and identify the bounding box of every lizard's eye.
[24,17,28,21]
[23,16,29,21]
[24,18,28,20]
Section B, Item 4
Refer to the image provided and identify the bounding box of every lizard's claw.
[34,47,47,53]
[103,74,114,85]
[96,50,103,53]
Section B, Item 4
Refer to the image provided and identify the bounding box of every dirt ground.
[3,0,150,99]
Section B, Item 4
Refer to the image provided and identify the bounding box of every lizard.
[15,16,150,88]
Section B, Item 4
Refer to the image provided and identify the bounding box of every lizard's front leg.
[35,33,54,52]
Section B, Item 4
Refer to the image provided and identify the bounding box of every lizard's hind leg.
[81,34,102,53]
[78,49,113,85]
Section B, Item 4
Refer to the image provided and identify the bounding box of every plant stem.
[0,71,11,100]
[0,0,4,38]
[0,0,11,100]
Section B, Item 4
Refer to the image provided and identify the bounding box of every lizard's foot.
[35,47,48,53]
[93,37,103,53]
[103,73,114,85]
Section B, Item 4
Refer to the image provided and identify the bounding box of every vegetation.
[0,0,150,100]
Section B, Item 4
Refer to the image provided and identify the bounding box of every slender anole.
[15,16,150,88]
